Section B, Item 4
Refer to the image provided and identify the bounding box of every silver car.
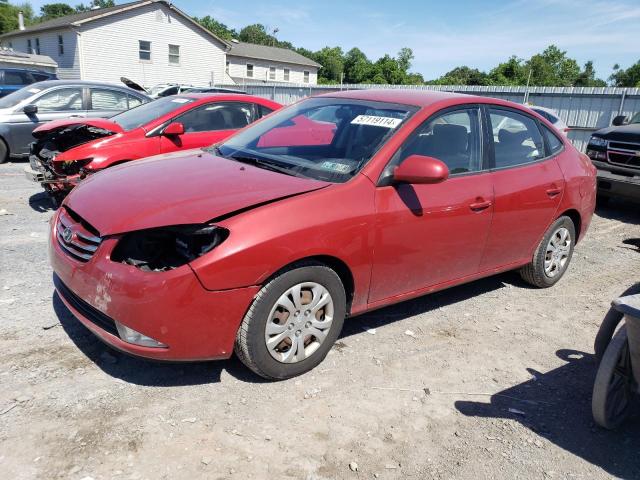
[0,80,150,163]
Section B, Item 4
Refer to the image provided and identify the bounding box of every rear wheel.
[592,326,636,429]
[235,264,346,380]
[520,216,575,288]
[0,138,8,164]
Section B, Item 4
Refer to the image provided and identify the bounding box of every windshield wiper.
[228,154,300,177]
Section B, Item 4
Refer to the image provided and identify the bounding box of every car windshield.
[215,97,417,183]
[110,96,195,131]
[0,85,42,108]
[629,112,640,124]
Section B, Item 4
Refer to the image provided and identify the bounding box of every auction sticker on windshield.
[320,161,352,173]
[351,115,402,128]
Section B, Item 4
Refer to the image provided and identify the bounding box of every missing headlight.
[111,224,229,272]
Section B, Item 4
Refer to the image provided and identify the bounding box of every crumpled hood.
[64,149,329,235]
[33,118,124,138]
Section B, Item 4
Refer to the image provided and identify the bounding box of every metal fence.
[217,83,640,152]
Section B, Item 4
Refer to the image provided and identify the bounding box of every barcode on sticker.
[351,115,402,128]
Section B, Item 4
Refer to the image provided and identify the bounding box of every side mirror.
[612,115,628,127]
[393,155,449,185]
[23,104,38,115]
[163,122,184,136]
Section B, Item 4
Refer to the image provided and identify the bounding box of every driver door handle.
[546,186,563,197]
[469,199,492,211]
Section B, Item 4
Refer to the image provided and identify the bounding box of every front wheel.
[234,264,346,380]
[520,216,575,288]
[592,326,636,429]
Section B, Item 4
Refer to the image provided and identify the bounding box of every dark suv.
[0,68,57,97]
[586,112,640,203]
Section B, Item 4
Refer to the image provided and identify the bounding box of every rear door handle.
[469,200,492,211]
[546,187,562,197]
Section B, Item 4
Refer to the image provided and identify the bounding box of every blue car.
[0,68,57,98]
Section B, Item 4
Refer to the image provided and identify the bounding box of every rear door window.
[4,71,30,85]
[489,108,545,169]
[90,88,129,111]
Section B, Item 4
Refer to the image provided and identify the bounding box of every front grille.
[608,151,640,169]
[607,140,640,169]
[53,273,119,337]
[56,208,102,262]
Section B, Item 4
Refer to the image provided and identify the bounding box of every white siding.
[79,3,226,87]
[1,29,80,79]
[227,55,318,85]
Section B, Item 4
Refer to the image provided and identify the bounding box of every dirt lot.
[1,160,639,480]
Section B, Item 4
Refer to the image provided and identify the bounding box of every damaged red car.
[50,90,596,379]
[26,93,281,203]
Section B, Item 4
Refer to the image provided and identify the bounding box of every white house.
[0,0,320,87]
[226,42,319,85]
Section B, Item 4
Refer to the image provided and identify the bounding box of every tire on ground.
[520,215,576,288]
[234,262,346,380]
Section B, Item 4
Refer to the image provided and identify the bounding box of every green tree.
[75,0,114,12]
[238,23,277,45]
[343,47,371,83]
[40,3,74,20]
[315,46,344,83]
[0,2,35,34]
[432,66,490,85]
[488,56,525,85]
[575,61,606,87]
[194,15,237,41]
[524,45,581,86]
[609,60,640,87]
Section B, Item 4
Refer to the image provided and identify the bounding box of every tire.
[520,215,576,288]
[234,263,346,380]
[592,326,635,430]
[0,138,8,164]
[594,283,640,362]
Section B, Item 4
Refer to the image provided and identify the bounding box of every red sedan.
[49,90,596,379]
[26,93,281,203]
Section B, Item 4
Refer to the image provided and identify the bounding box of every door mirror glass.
[23,104,38,114]
[393,155,449,184]
[612,115,628,127]
[163,121,184,136]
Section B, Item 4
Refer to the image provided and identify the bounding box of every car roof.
[318,89,517,107]
[177,93,271,102]
[30,79,149,93]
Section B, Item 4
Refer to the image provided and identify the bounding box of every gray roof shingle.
[0,0,230,48]
[228,42,320,68]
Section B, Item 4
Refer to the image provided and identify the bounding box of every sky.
[28,0,640,80]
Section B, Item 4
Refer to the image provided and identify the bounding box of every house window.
[269,66,276,81]
[283,68,290,81]
[168,44,180,65]
[139,40,151,61]
[225,61,229,74]
[58,35,64,55]
[246,63,254,78]
[303,71,310,83]
[8,41,12,49]
[27,39,32,54]
[35,38,40,55]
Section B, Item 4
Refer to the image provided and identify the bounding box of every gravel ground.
[1,160,640,480]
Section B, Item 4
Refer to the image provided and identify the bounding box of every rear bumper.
[49,213,260,361]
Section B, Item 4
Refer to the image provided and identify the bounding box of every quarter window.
[168,44,180,65]
[178,102,254,133]
[283,68,290,81]
[34,88,83,112]
[269,66,276,80]
[246,64,254,78]
[391,108,482,175]
[90,88,129,111]
[58,35,64,55]
[489,108,545,168]
[127,94,144,109]
[303,70,310,83]
[542,124,564,155]
[139,40,151,61]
